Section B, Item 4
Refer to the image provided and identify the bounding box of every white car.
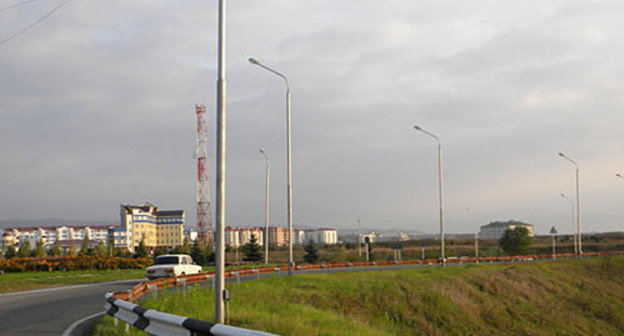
[146,254,203,279]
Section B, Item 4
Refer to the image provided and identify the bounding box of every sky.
[1,0,624,236]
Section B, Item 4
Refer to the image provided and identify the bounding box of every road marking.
[61,311,106,336]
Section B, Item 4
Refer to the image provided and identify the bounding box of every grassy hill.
[94,256,624,336]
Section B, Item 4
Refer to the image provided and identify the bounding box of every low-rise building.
[480,220,534,240]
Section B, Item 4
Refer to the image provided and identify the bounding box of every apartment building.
[305,228,338,245]
[114,203,185,252]
[269,226,288,247]
[225,227,264,248]
[1,225,112,249]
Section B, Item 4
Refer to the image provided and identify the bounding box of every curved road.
[0,280,141,336]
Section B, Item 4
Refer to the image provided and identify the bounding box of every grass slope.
[93,257,624,336]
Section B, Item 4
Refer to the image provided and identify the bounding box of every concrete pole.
[260,149,270,264]
[214,0,226,324]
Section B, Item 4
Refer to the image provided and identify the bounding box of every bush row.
[0,256,152,272]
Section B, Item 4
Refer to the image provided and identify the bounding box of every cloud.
[1,0,623,236]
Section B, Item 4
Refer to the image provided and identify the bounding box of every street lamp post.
[558,152,582,255]
[465,207,478,262]
[560,193,577,254]
[214,0,227,324]
[550,226,558,259]
[413,125,445,264]
[357,219,362,257]
[259,149,270,264]
[249,57,294,274]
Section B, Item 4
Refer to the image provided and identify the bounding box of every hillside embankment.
[94,256,624,336]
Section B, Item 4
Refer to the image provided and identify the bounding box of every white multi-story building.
[480,220,534,240]
[225,227,264,248]
[1,225,113,249]
[239,228,264,246]
[304,228,338,245]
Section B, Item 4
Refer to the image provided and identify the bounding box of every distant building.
[224,226,266,248]
[361,232,377,244]
[114,203,185,253]
[398,232,410,242]
[2,225,112,250]
[305,228,338,245]
[239,227,264,246]
[269,226,288,247]
[480,220,534,240]
[1,232,17,251]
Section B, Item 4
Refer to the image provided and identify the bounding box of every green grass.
[0,269,145,293]
[93,257,624,336]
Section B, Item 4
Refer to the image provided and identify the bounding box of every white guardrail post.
[105,293,279,336]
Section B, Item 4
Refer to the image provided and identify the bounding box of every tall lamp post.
[560,193,577,254]
[413,125,445,264]
[259,149,270,264]
[558,152,582,255]
[357,219,362,257]
[465,207,478,261]
[550,226,558,259]
[214,0,227,324]
[249,57,294,274]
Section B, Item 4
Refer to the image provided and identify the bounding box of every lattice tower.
[195,104,213,245]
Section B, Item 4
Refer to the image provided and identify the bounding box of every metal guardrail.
[105,293,278,336]
[106,250,624,335]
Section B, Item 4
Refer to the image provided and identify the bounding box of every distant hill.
[0,219,118,229]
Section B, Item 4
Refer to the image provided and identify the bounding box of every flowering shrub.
[0,256,152,272]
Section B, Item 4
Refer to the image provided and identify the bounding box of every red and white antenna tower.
[195,104,212,245]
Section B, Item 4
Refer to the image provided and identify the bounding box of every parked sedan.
[145,254,203,279]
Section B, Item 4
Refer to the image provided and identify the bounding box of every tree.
[179,238,191,255]
[303,239,320,264]
[49,240,62,257]
[4,245,16,259]
[33,239,47,258]
[17,240,32,258]
[499,227,533,256]
[191,240,207,265]
[154,247,168,257]
[67,242,77,256]
[135,238,148,258]
[241,234,263,263]
[79,235,91,256]
[94,242,107,257]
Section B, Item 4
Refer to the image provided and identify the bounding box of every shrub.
[0,256,152,273]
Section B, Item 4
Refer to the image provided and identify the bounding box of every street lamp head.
[259,148,265,154]
[413,125,422,131]
[616,173,622,178]
[248,57,260,65]
[560,193,566,198]
[558,152,565,157]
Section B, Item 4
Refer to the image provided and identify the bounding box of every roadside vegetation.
[0,269,145,293]
[93,256,624,336]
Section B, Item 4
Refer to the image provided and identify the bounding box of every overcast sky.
[1,0,624,235]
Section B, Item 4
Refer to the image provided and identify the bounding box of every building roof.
[5,225,114,232]
[481,220,533,229]
[156,210,184,217]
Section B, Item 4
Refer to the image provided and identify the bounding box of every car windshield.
[153,256,179,265]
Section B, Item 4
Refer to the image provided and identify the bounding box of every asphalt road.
[0,279,141,336]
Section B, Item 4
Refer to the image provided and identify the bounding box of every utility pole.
[214,0,226,324]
